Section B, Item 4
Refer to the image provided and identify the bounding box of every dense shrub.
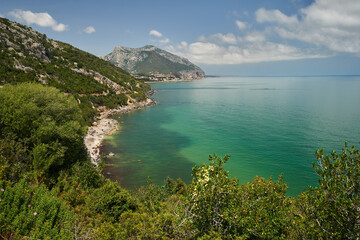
[295,142,360,239]
[0,83,87,184]
[0,179,76,239]
[190,154,240,235]
[88,180,138,223]
[236,176,291,239]
[188,154,291,239]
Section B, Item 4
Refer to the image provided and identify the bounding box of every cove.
[102,76,360,195]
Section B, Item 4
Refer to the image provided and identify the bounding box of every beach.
[84,98,156,165]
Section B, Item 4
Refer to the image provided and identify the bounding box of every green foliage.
[77,95,99,125]
[135,50,192,75]
[103,184,193,239]
[135,179,168,213]
[88,93,128,109]
[164,177,187,196]
[88,180,138,223]
[0,132,30,183]
[295,142,360,239]
[0,83,87,184]
[189,154,291,239]
[0,179,76,239]
[237,176,291,239]
[190,154,240,235]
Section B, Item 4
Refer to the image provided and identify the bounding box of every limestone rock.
[102,45,205,80]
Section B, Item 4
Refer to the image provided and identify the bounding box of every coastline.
[145,77,205,84]
[84,98,156,166]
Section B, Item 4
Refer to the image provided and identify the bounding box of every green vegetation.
[0,179,76,239]
[0,17,151,125]
[135,51,190,75]
[1,17,359,239]
[1,83,359,239]
[0,83,87,186]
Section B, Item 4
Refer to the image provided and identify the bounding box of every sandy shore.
[84,98,156,166]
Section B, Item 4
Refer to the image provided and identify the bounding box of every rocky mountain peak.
[103,45,205,80]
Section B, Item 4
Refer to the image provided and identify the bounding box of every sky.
[1,0,360,75]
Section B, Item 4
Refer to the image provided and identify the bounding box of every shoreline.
[84,98,156,166]
[145,77,204,84]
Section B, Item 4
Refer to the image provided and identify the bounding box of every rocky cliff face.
[102,45,205,80]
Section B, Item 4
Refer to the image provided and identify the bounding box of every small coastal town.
[134,72,180,81]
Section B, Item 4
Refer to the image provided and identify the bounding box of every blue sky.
[1,0,360,75]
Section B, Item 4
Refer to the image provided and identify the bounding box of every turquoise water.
[102,76,360,195]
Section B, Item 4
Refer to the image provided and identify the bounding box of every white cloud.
[149,29,162,37]
[180,41,188,47]
[0,14,4,18]
[166,39,324,65]
[158,38,170,44]
[52,23,67,32]
[149,30,170,44]
[243,31,266,43]
[199,33,238,45]
[8,9,68,32]
[84,26,96,34]
[235,20,248,30]
[151,37,170,45]
[257,0,360,54]
[256,8,299,26]
[166,0,359,65]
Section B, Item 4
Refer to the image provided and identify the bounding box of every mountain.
[0,17,150,124]
[102,45,205,80]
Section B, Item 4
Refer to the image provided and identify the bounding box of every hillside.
[102,45,205,80]
[0,17,151,124]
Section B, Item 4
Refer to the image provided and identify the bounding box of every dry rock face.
[102,45,205,80]
[71,68,126,94]
[0,19,57,63]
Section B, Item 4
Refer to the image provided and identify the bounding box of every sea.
[102,76,360,196]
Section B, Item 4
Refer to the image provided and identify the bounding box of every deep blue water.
[102,76,360,195]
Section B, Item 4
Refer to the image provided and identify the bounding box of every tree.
[188,154,291,239]
[296,142,360,239]
[189,154,240,235]
[237,175,291,239]
[0,83,87,184]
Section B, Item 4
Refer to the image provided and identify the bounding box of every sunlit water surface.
[102,76,360,195]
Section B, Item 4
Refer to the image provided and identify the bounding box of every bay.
[102,76,360,195]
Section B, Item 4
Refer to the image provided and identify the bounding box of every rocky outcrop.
[102,45,205,80]
[0,19,59,63]
[71,68,126,94]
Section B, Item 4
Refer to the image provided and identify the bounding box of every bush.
[189,154,240,235]
[237,176,291,239]
[0,179,76,239]
[88,180,138,223]
[0,83,87,184]
[295,142,360,239]
[188,154,291,239]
